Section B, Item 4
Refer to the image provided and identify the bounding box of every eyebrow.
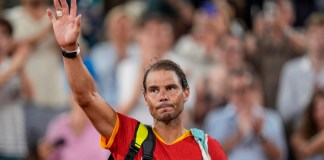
[147,83,179,89]
[166,84,178,88]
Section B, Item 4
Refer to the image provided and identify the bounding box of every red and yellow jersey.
[101,113,227,160]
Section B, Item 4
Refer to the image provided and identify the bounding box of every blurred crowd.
[0,0,324,160]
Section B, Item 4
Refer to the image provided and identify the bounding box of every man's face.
[229,76,252,109]
[144,70,189,122]
[107,14,133,43]
[138,20,174,58]
[307,26,324,59]
[221,37,243,69]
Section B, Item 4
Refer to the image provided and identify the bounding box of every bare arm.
[20,69,34,101]
[0,44,30,87]
[221,131,242,154]
[47,0,115,138]
[16,23,52,47]
[292,130,324,158]
[259,135,282,160]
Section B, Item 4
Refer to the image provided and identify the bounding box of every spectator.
[3,0,70,155]
[291,89,324,160]
[218,34,246,72]
[89,4,136,107]
[246,0,305,109]
[4,0,68,108]
[0,17,32,160]
[174,6,229,82]
[204,68,286,160]
[277,13,324,125]
[38,96,109,160]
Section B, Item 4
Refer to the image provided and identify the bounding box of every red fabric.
[108,113,227,160]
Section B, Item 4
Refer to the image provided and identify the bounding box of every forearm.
[63,55,97,106]
[63,54,117,137]
[0,46,29,86]
[284,28,305,53]
[48,0,116,138]
[260,136,282,160]
[304,131,324,155]
[222,131,242,154]
[20,69,34,101]
[16,24,52,46]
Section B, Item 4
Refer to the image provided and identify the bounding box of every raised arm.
[47,0,115,138]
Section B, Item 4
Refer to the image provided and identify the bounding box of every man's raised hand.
[47,0,80,51]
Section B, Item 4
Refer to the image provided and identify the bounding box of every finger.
[47,9,57,23]
[70,0,77,17]
[60,0,69,16]
[53,0,62,11]
[73,15,81,33]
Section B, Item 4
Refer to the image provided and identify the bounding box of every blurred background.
[0,0,323,160]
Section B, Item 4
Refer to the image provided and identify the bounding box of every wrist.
[61,43,78,52]
[257,133,267,143]
[61,43,80,58]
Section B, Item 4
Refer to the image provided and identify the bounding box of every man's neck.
[309,52,324,74]
[153,115,186,144]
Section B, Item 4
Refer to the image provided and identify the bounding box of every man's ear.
[183,88,190,102]
[143,91,149,106]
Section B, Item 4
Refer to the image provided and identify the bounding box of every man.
[46,0,227,159]
[204,68,286,160]
[277,13,324,126]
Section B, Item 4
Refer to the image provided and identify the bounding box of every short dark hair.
[143,59,189,93]
[137,12,173,30]
[229,66,261,90]
[0,17,13,36]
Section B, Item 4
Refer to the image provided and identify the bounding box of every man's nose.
[159,90,168,101]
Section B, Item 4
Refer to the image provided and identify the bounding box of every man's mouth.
[156,103,173,110]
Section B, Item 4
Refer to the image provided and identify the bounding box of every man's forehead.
[146,70,180,85]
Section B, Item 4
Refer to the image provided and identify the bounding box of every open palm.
[47,0,80,50]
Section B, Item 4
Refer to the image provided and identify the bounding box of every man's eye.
[150,89,158,93]
[167,87,175,91]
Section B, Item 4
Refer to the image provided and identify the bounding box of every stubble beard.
[155,109,183,122]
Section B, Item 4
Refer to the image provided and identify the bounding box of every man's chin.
[156,113,174,122]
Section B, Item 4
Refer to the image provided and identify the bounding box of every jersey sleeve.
[100,113,139,158]
[207,136,228,160]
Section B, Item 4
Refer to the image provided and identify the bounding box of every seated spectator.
[38,95,109,160]
[291,89,324,160]
[204,68,287,160]
[0,17,32,160]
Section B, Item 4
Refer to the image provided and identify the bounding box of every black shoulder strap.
[108,122,156,160]
[107,122,141,160]
[124,122,142,160]
[142,125,155,160]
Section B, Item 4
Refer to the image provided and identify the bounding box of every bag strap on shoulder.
[141,125,155,160]
[124,122,149,160]
[190,128,211,160]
